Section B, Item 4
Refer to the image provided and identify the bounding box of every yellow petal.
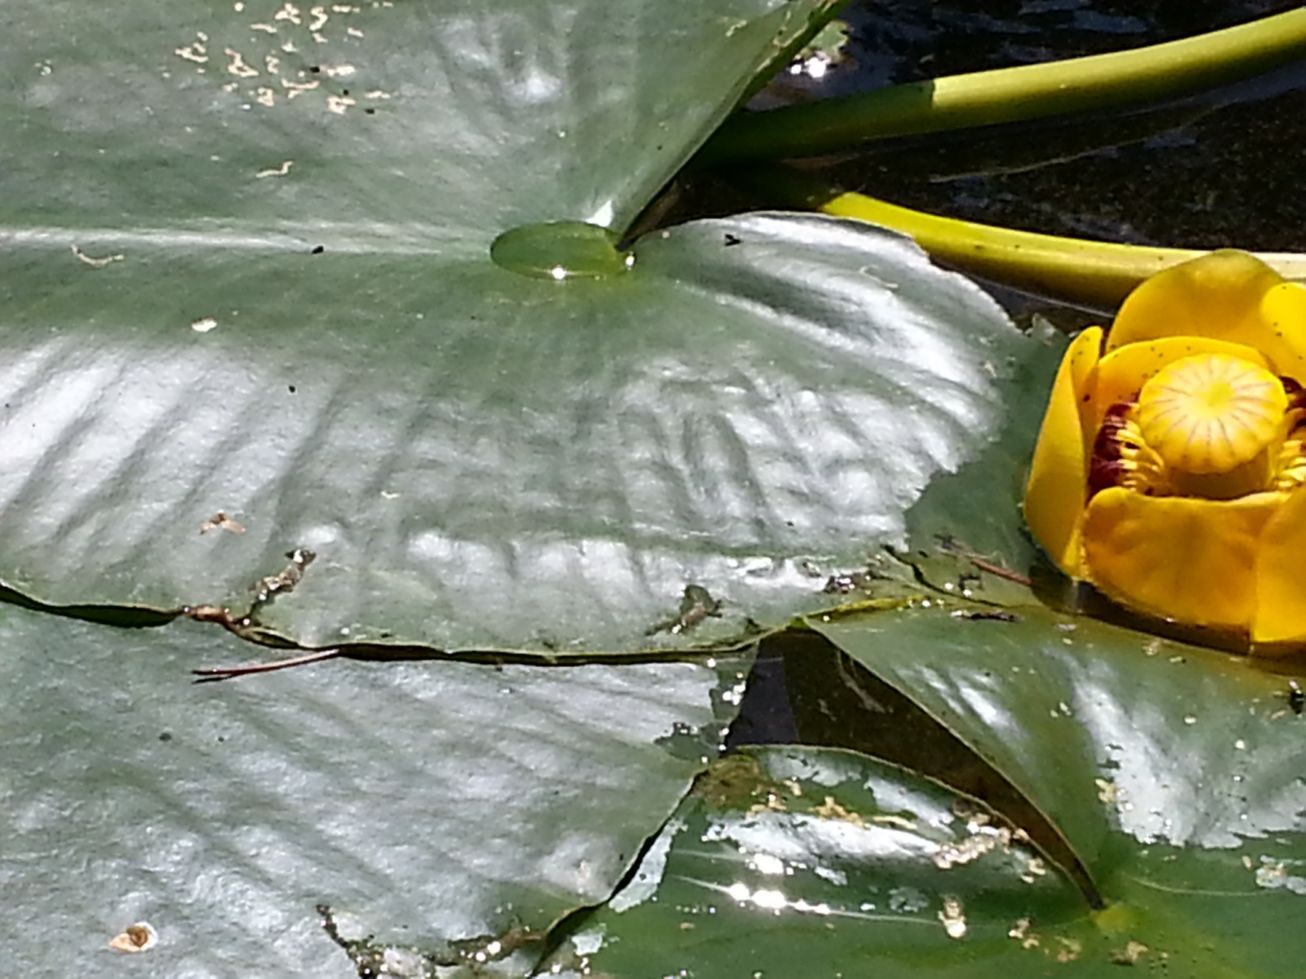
[1252,489,1306,645]
[1082,488,1281,631]
[1259,281,1306,384]
[1023,326,1101,577]
[1107,251,1303,377]
[1087,336,1269,435]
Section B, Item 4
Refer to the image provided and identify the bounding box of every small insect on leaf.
[1287,679,1304,715]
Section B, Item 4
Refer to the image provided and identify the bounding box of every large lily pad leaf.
[0,602,750,977]
[0,0,1027,655]
[4,0,832,234]
[543,742,1306,977]
[541,745,1103,978]
[898,318,1068,605]
[0,216,1024,653]
[813,606,1306,872]
[808,605,1306,973]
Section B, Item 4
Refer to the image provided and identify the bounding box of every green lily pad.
[541,737,1306,978]
[0,0,1027,655]
[540,745,1099,978]
[897,317,1069,605]
[1102,837,1306,978]
[0,602,750,976]
[808,604,1306,973]
[813,603,1306,857]
[5,0,834,235]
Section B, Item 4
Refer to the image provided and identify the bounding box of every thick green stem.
[755,165,1306,309]
[702,9,1306,162]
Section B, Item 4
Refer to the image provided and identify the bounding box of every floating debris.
[950,609,1020,622]
[1110,940,1150,966]
[646,584,722,636]
[253,547,316,603]
[108,922,157,953]
[199,511,246,535]
[256,159,294,178]
[1288,679,1304,715]
[937,896,967,939]
[70,244,124,268]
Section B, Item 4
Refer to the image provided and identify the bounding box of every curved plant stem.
[754,165,1306,308]
[192,648,343,681]
[701,8,1306,162]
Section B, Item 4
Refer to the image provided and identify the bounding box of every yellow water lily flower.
[1024,250,1306,649]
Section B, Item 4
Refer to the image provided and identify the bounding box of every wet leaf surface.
[543,736,1306,978]
[803,604,1306,975]
[6,1,1306,975]
[814,605,1306,864]
[540,745,1095,978]
[0,603,749,977]
[0,0,1025,655]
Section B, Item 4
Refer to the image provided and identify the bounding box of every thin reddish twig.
[967,555,1033,588]
[192,648,342,682]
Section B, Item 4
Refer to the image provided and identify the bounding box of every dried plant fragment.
[70,244,124,268]
[199,511,246,535]
[937,896,967,940]
[256,160,294,178]
[108,922,157,953]
[182,547,316,637]
[254,547,316,604]
[645,584,722,635]
[1110,940,1150,966]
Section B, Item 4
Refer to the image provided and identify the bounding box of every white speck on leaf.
[174,40,208,64]
[71,244,124,268]
[938,897,966,939]
[281,78,320,98]
[224,48,259,77]
[256,160,294,178]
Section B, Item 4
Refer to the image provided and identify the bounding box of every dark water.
[780,0,1306,252]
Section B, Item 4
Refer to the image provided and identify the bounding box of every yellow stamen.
[1114,413,1171,495]
[1275,434,1306,491]
[1137,354,1286,478]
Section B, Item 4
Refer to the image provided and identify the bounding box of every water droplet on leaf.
[490,221,630,280]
